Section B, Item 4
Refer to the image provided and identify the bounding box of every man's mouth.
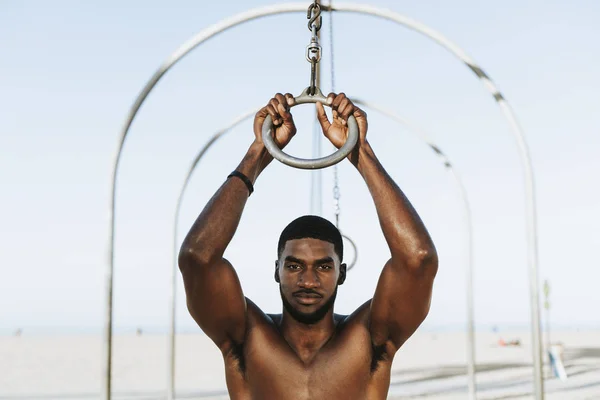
[293,291,322,305]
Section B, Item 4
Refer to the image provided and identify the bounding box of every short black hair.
[277,215,343,261]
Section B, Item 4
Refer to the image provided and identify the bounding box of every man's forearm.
[179,141,271,265]
[353,142,436,267]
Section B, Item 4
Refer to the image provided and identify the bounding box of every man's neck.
[279,310,338,362]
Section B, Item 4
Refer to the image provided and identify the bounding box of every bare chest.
[223,328,391,400]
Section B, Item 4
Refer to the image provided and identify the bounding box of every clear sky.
[1,0,598,334]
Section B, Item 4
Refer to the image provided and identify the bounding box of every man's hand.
[253,93,297,149]
[316,93,368,163]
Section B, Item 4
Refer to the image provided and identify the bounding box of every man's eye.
[319,265,333,270]
[287,264,301,270]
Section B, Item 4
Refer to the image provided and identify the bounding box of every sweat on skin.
[178,92,438,400]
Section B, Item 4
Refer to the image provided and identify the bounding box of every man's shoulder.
[244,298,287,332]
[244,297,274,323]
[266,312,282,326]
[342,299,373,326]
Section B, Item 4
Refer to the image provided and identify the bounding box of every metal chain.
[305,2,322,95]
[328,0,341,229]
[333,168,340,227]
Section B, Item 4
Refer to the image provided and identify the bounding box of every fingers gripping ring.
[262,87,359,170]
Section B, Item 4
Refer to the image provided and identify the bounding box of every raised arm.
[316,94,438,352]
[178,93,296,352]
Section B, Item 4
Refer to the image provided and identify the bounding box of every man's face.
[276,238,346,324]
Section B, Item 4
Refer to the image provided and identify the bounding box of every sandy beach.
[1,330,598,399]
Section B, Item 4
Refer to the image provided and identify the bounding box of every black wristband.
[227,170,254,195]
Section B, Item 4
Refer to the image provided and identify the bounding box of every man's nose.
[298,269,320,288]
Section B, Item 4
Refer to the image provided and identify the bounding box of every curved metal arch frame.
[355,100,476,398]
[105,3,543,400]
[168,99,476,400]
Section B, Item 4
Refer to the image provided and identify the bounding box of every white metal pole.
[450,167,477,399]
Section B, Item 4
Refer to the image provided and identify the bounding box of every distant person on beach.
[498,338,521,347]
[179,93,438,399]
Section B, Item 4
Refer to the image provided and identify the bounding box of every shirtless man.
[179,92,438,399]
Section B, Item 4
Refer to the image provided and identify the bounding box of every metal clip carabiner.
[307,3,322,32]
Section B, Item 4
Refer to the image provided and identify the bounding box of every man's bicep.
[180,258,247,350]
[369,259,436,350]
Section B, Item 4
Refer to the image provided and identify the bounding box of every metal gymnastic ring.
[261,87,359,170]
[342,234,358,271]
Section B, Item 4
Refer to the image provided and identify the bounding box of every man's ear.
[338,263,347,285]
[274,260,280,283]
